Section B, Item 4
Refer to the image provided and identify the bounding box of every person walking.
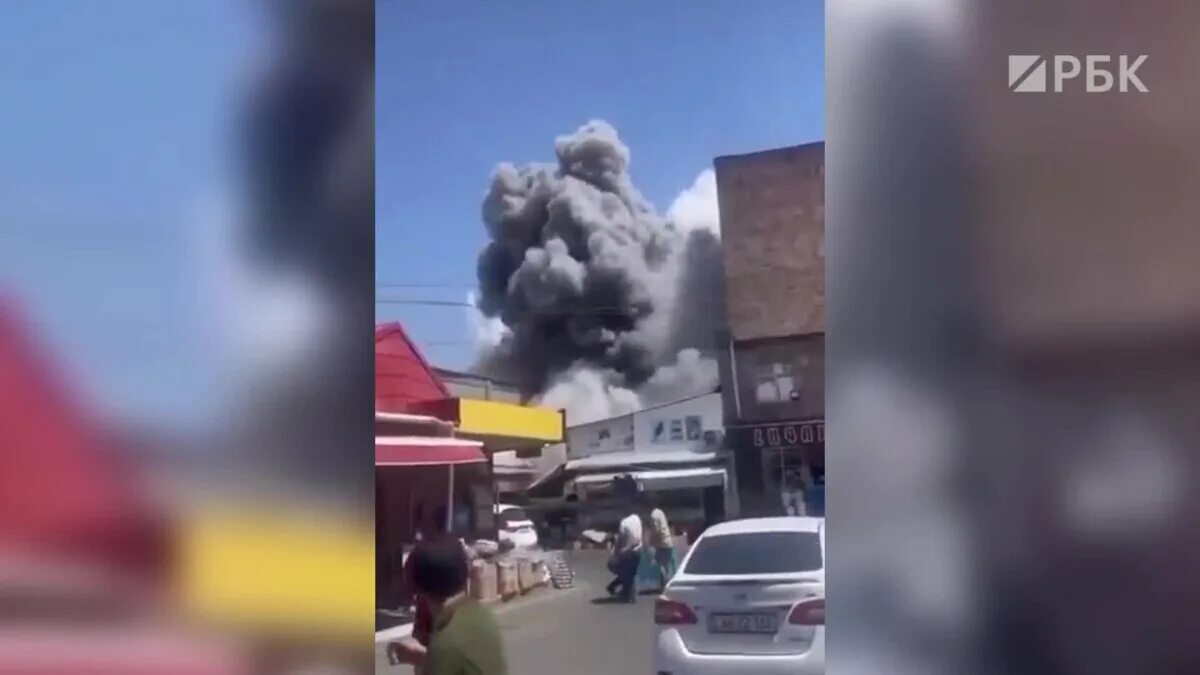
[388,540,508,675]
[647,501,676,591]
[605,504,644,603]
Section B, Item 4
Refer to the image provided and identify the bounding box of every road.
[376,549,658,674]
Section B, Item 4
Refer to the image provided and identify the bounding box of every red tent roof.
[375,322,450,413]
[0,298,153,569]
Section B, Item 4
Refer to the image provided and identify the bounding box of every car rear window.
[498,508,530,526]
[683,531,822,575]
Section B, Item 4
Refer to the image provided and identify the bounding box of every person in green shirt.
[392,539,508,675]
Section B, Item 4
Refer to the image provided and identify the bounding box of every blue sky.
[0,2,823,424]
[0,1,253,425]
[377,0,825,371]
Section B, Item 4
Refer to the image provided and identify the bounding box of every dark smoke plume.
[473,121,724,423]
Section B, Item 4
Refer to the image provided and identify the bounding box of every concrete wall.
[714,142,825,342]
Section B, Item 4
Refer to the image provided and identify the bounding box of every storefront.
[375,432,491,609]
[373,322,565,612]
[727,418,825,517]
[547,392,733,536]
[569,463,728,539]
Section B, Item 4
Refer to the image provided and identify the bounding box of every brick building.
[713,141,825,517]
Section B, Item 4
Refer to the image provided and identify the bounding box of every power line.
[376,299,660,317]
[376,282,477,290]
[376,299,473,308]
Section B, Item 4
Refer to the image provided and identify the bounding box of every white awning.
[565,450,720,472]
[573,466,726,492]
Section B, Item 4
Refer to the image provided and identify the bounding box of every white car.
[495,504,539,550]
[654,517,825,675]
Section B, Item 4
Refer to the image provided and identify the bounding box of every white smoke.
[197,190,332,386]
[536,365,642,425]
[533,348,719,426]
[668,169,721,237]
[466,290,508,350]
[639,348,720,406]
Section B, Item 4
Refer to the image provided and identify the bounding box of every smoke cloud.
[667,168,721,236]
[472,121,724,423]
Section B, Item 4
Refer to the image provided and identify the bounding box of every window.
[754,361,797,403]
[684,531,823,575]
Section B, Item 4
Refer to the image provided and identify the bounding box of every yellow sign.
[457,399,563,443]
[178,505,373,639]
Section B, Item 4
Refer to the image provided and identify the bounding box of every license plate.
[708,612,778,634]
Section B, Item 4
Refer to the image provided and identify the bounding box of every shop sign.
[567,414,635,458]
[729,420,824,450]
[650,416,703,443]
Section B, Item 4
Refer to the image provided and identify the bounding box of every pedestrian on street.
[389,540,508,675]
[605,503,644,603]
[647,499,676,591]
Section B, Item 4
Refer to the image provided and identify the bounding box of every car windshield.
[498,508,530,527]
[683,531,822,575]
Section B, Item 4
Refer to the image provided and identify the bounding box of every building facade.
[714,141,826,517]
[525,392,732,539]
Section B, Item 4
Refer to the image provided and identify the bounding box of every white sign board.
[566,413,635,459]
[634,393,723,452]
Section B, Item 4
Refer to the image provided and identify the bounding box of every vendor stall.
[375,434,489,610]
[373,322,565,616]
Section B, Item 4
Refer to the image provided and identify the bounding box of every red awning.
[375,436,486,467]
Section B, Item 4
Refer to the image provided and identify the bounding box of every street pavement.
[376,549,658,674]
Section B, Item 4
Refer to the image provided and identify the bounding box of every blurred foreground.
[829,1,1200,674]
[0,1,374,673]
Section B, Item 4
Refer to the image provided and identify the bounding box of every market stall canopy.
[574,466,728,492]
[375,436,487,466]
[564,449,720,472]
[375,410,454,437]
[525,462,568,499]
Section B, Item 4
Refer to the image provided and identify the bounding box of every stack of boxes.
[468,556,549,604]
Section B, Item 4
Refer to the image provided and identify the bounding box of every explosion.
[472,121,723,423]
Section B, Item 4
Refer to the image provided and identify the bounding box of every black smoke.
[472,121,723,421]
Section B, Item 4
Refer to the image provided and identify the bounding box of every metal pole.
[447,464,455,533]
[728,337,743,418]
